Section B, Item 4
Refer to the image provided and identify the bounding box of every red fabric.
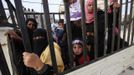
[79,55,90,65]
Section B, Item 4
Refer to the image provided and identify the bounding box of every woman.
[23,28,64,75]
[85,0,120,59]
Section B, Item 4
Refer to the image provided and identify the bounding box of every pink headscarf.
[85,0,94,24]
[109,0,113,4]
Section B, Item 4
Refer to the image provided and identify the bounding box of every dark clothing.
[32,29,48,56]
[74,53,90,66]
[8,29,32,75]
[31,64,54,75]
[86,10,105,58]
[70,20,82,40]
[107,5,128,53]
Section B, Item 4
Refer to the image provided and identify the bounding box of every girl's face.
[87,3,94,13]
[73,44,83,55]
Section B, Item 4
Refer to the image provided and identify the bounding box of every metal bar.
[122,0,129,48]
[63,0,73,67]
[111,1,117,52]
[80,0,87,63]
[53,14,56,23]
[6,0,16,24]
[131,18,134,44]
[0,0,7,20]
[122,1,132,4]
[104,0,108,55]
[117,0,123,50]
[127,0,134,45]
[93,0,98,59]
[59,13,61,19]
[0,43,11,75]
[33,13,36,19]
[40,14,45,28]
[42,0,58,73]
[14,0,32,51]
[7,36,18,75]
[25,14,28,19]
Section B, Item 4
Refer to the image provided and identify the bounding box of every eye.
[73,46,76,48]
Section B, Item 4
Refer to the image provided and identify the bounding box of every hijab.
[85,0,94,24]
[32,28,48,56]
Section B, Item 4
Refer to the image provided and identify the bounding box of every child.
[55,19,65,45]
[72,39,90,66]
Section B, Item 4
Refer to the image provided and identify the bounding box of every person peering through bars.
[85,0,120,59]
[6,18,38,44]
[107,0,128,53]
[5,18,38,75]
[23,28,64,75]
[72,39,90,67]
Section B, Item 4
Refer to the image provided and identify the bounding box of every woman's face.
[27,21,36,30]
[87,3,94,13]
[73,44,83,55]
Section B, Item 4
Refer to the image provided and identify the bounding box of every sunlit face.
[27,21,36,30]
[87,3,94,13]
[73,44,83,55]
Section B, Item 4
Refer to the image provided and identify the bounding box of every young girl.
[72,39,90,66]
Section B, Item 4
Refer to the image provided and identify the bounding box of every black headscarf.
[32,28,48,56]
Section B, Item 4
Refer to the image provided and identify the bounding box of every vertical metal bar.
[0,43,11,75]
[122,0,129,48]
[127,0,133,45]
[53,14,56,23]
[80,0,87,63]
[104,0,108,55]
[59,13,61,20]
[117,0,123,50]
[40,14,45,28]
[93,0,98,59]
[131,19,134,44]
[25,14,28,19]
[111,1,117,52]
[42,0,58,73]
[7,36,18,75]
[63,0,73,67]
[33,13,36,19]
[14,0,32,52]
[6,0,16,24]
[0,0,7,20]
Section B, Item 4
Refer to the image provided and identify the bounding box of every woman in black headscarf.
[23,28,64,75]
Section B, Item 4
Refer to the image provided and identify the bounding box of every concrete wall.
[66,46,134,75]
